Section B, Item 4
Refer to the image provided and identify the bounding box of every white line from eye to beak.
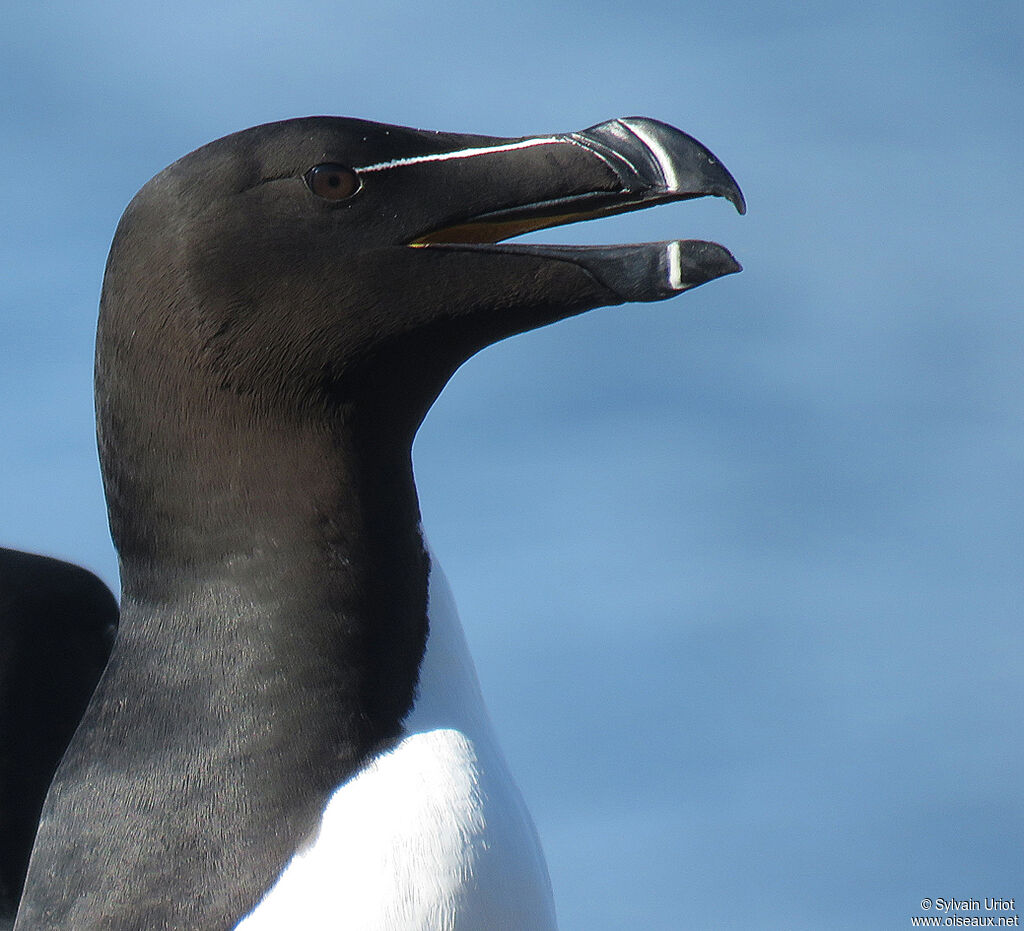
[353,137,566,174]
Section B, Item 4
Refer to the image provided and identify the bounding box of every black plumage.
[7,116,742,929]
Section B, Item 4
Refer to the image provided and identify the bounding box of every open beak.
[402,117,745,302]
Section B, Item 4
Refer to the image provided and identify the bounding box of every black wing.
[0,548,117,925]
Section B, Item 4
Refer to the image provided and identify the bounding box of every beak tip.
[605,116,746,216]
[673,240,742,289]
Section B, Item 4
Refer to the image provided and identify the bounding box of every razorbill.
[12,116,743,929]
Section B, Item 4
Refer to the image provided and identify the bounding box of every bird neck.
[21,410,436,929]
[104,402,431,742]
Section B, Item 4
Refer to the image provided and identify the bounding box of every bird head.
[95,116,743,562]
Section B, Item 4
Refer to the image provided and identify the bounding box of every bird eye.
[305,163,361,200]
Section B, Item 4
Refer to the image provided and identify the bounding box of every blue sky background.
[2,2,1022,927]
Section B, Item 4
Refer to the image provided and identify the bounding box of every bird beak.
[372,116,744,301]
